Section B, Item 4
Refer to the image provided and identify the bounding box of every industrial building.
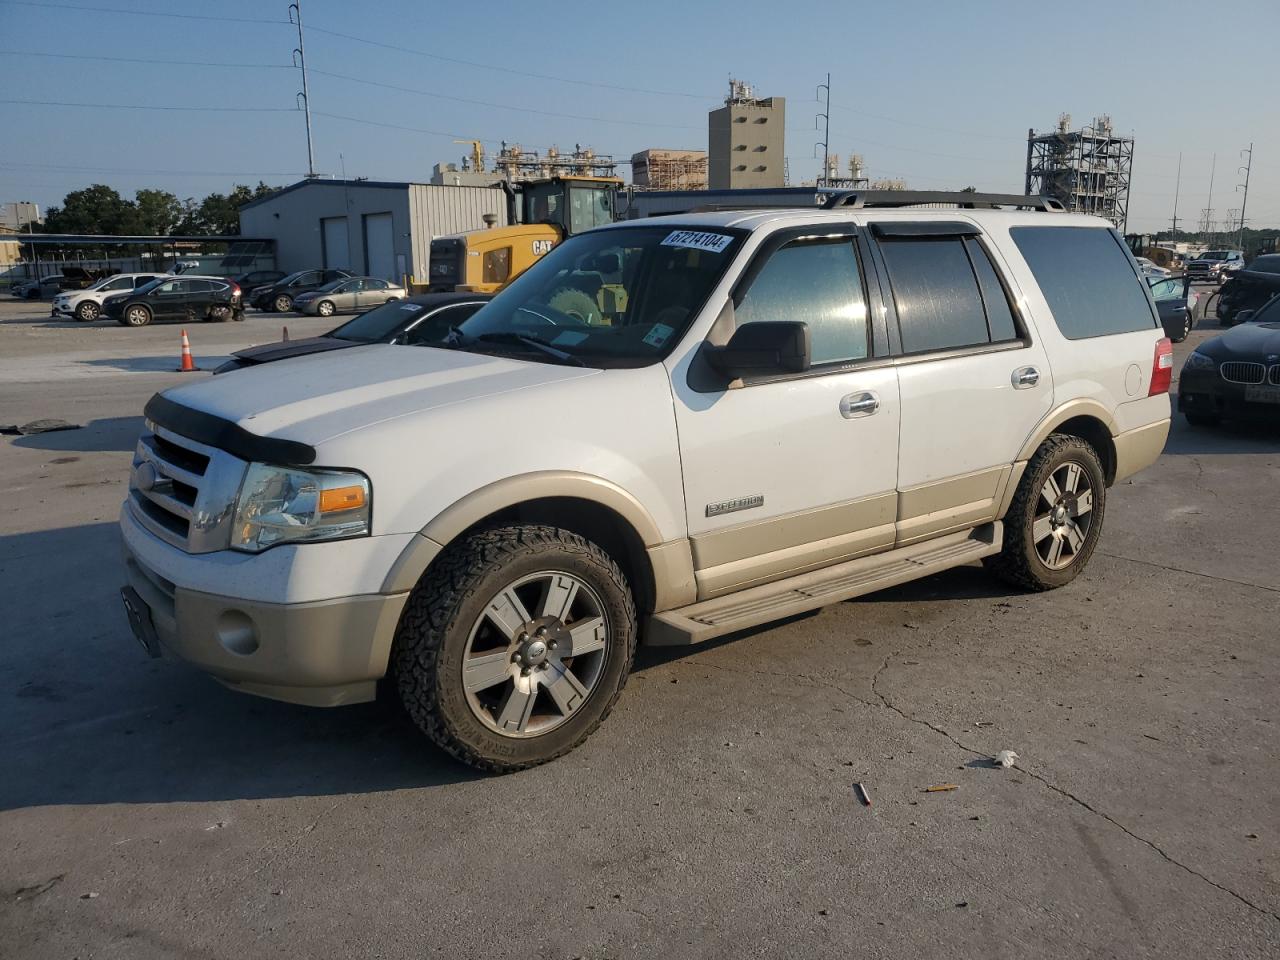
[238,179,508,283]
[1025,114,1133,230]
[631,149,708,191]
[708,80,785,190]
[1,201,41,230]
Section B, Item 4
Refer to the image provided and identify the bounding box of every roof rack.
[820,190,1066,212]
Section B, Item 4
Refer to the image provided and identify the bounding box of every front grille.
[128,424,246,552]
[1219,361,1266,384]
[1269,365,1280,386]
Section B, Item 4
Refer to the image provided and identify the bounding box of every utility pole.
[1170,152,1181,239]
[815,73,830,186]
[1236,142,1253,250]
[1204,152,1216,244]
[289,1,316,178]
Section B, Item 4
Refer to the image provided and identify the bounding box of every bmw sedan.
[1178,294,1280,426]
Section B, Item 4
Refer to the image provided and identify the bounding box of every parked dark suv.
[101,275,243,327]
[249,268,352,312]
[231,269,286,293]
[1216,254,1280,325]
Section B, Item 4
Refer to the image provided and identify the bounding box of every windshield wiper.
[444,328,585,366]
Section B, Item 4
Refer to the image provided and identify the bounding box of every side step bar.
[646,523,1002,646]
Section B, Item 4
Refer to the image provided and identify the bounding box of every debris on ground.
[80,891,99,900]
[993,750,1019,768]
[925,784,959,793]
[9,419,82,435]
[854,782,872,806]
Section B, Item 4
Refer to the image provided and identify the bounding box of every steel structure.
[493,144,617,183]
[1025,114,1133,230]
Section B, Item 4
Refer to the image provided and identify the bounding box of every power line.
[0,98,296,112]
[0,49,292,69]
[0,0,288,24]
[0,161,302,177]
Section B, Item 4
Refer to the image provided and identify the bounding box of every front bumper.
[1179,371,1280,421]
[294,300,319,315]
[119,502,411,707]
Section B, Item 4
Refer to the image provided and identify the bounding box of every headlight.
[230,463,370,553]
[1183,351,1216,371]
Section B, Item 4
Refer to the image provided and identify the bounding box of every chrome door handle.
[1012,366,1040,389]
[839,391,879,418]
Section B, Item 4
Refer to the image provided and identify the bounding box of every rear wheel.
[1174,312,1193,342]
[124,304,152,327]
[394,524,636,772]
[74,301,100,322]
[207,304,231,323]
[273,294,293,313]
[986,435,1106,591]
[316,299,335,317]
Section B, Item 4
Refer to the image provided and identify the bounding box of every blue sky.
[1,0,1277,232]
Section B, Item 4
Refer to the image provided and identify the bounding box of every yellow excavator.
[426,174,622,294]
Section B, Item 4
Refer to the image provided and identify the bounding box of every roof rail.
[820,191,1066,212]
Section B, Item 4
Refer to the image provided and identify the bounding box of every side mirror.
[706,321,811,379]
[1236,309,1255,323]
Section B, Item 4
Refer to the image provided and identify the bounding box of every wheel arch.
[381,472,691,617]
[1018,401,1118,485]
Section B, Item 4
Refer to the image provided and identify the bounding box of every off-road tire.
[273,294,292,313]
[124,304,152,327]
[75,301,100,322]
[547,287,600,325]
[393,524,637,772]
[985,434,1107,592]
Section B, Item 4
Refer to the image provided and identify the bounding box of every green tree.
[133,189,183,235]
[43,184,138,234]
[176,181,280,235]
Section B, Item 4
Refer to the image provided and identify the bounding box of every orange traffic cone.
[282,326,289,342]
[177,329,198,372]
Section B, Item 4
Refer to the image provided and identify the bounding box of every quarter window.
[736,238,869,365]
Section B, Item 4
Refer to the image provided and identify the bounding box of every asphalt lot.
[1,289,1277,959]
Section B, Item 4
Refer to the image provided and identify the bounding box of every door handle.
[839,391,879,418]
[1012,366,1040,389]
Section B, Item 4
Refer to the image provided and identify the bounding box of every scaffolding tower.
[493,143,618,182]
[1025,114,1133,230]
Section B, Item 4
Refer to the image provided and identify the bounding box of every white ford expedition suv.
[119,192,1172,771]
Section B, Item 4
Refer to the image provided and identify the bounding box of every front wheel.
[124,304,152,327]
[394,524,637,772]
[316,299,335,317]
[273,294,292,313]
[1173,312,1193,342]
[75,301,100,322]
[986,434,1106,591]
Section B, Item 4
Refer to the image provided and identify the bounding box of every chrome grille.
[1269,365,1280,386]
[1219,361,1266,384]
[128,423,247,552]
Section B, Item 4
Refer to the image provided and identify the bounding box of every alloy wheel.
[461,570,609,738]
[1033,461,1094,570]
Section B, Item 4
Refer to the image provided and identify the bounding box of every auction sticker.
[661,230,733,253]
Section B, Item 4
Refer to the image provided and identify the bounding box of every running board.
[645,523,1002,646]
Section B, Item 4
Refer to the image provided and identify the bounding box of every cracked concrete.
[2,300,1278,958]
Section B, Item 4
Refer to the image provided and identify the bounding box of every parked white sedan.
[292,277,406,317]
[53,272,165,321]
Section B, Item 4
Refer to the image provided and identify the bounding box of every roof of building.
[238,178,504,211]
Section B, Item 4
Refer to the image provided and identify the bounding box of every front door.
[670,226,901,600]
[867,224,1053,545]
[150,279,190,321]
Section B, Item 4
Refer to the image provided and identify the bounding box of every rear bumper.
[119,504,410,707]
[1112,418,1170,482]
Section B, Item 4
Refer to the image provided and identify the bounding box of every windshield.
[1253,294,1280,323]
[277,270,308,285]
[132,278,164,296]
[331,299,429,342]
[453,225,744,368]
[314,278,347,293]
[1198,251,1228,260]
[89,275,118,290]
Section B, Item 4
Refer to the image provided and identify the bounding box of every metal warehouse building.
[238,179,509,283]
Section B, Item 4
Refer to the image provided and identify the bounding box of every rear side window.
[879,237,1001,353]
[736,238,868,365]
[1011,226,1156,339]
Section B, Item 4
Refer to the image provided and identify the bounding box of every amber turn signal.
[319,485,367,513]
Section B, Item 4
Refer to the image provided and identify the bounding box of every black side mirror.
[1236,309,1255,323]
[706,321,811,379]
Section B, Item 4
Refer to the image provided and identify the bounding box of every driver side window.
[736,238,869,365]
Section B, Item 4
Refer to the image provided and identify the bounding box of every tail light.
[230,283,241,297]
[1149,337,1173,395]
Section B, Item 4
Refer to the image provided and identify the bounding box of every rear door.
[671,224,901,599]
[866,221,1053,545]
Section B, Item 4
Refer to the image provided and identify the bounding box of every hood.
[231,336,355,364]
[158,343,599,448]
[1197,321,1280,359]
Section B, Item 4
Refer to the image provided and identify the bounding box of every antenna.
[1170,152,1181,239]
[1236,143,1253,249]
[289,1,316,178]
[815,73,830,187]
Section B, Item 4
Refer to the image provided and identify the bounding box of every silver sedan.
[293,277,407,317]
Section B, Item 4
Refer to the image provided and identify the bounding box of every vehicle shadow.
[11,415,145,453]
[0,522,482,812]
[78,356,230,374]
[1161,417,1280,455]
